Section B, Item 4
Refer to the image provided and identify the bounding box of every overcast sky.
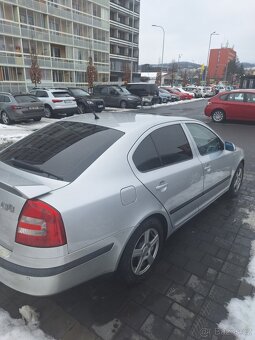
[139,0,255,65]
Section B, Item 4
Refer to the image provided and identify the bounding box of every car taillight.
[52,99,63,103]
[10,105,22,110]
[16,199,67,248]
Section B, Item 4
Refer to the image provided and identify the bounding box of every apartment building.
[110,0,140,82]
[208,47,236,83]
[0,0,140,92]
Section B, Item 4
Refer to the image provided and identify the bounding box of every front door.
[185,123,233,210]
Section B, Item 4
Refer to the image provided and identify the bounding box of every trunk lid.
[0,162,68,250]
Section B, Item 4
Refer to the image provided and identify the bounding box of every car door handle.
[204,164,211,172]
[156,181,168,191]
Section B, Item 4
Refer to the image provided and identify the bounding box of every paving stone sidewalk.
[1,171,254,340]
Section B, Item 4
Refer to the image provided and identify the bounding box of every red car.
[161,87,192,100]
[204,89,255,122]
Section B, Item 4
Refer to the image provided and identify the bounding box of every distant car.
[125,83,160,105]
[63,87,105,113]
[30,88,77,118]
[93,85,141,108]
[183,86,202,98]
[158,88,171,103]
[204,89,255,122]
[0,92,44,125]
[161,87,186,100]
[173,87,194,99]
[0,113,244,295]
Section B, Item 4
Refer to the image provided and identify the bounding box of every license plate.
[64,100,72,103]
[28,106,39,110]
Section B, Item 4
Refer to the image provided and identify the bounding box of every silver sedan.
[0,113,244,295]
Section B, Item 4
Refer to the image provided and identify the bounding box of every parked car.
[63,87,105,113]
[0,92,44,125]
[93,85,141,108]
[158,88,172,103]
[205,89,255,122]
[125,83,160,105]
[0,112,244,296]
[30,88,77,118]
[161,87,186,100]
[173,87,194,99]
[183,86,202,98]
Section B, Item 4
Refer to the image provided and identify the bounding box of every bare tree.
[87,56,97,94]
[122,63,131,84]
[30,46,41,87]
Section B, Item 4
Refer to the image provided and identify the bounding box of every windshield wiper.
[10,158,63,181]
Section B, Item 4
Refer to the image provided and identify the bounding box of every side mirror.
[225,141,236,151]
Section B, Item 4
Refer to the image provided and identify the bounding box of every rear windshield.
[0,121,124,182]
[14,95,39,103]
[52,91,71,98]
[70,88,90,97]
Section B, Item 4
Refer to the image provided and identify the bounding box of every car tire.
[33,117,41,122]
[77,103,85,114]
[1,111,13,125]
[44,105,53,118]
[228,162,244,197]
[211,109,225,123]
[118,217,164,284]
[120,100,127,109]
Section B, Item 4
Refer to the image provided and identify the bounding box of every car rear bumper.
[8,111,44,121]
[52,107,78,115]
[0,243,115,296]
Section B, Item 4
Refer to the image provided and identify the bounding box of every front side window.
[186,123,223,156]
[227,92,244,102]
[245,92,255,103]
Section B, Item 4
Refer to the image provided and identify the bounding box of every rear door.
[129,123,204,228]
[243,92,255,120]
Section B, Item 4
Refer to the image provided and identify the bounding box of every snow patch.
[0,307,54,340]
[218,209,255,339]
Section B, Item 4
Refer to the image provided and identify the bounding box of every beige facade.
[0,0,110,92]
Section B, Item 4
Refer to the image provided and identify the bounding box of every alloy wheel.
[131,228,160,276]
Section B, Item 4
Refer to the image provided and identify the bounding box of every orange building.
[208,47,236,82]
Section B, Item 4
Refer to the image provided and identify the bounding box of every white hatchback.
[30,88,78,118]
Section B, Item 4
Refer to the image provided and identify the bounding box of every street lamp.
[152,24,165,86]
[205,31,219,85]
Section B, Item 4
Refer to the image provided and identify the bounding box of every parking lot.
[0,100,255,339]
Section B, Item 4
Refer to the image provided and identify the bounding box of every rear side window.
[151,125,193,166]
[52,91,71,98]
[133,124,193,172]
[133,135,161,172]
[14,95,39,103]
[0,122,124,182]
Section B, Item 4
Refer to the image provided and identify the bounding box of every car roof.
[66,112,195,133]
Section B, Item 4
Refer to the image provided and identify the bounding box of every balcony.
[50,32,73,46]
[47,3,72,20]
[73,12,92,26]
[18,0,47,12]
[51,58,74,70]
[0,20,20,36]
[20,26,49,41]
